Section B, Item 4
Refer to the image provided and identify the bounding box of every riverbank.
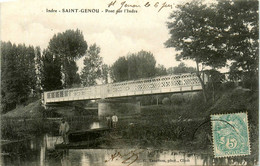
[1,88,258,158]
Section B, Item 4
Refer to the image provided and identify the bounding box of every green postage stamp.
[211,112,250,158]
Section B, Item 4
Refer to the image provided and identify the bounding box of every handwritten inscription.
[108,0,173,12]
[104,149,192,165]
[105,149,145,166]
[158,2,173,12]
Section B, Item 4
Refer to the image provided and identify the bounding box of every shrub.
[220,82,236,91]
[162,97,170,105]
[170,94,185,105]
[43,108,61,118]
[141,105,180,117]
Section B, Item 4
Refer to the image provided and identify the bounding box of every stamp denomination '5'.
[211,112,250,158]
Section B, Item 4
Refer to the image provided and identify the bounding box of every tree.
[165,0,259,98]
[35,46,43,96]
[40,49,63,91]
[101,64,109,84]
[80,44,103,86]
[19,45,37,96]
[216,0,258,90]
[111,50,157,82]
[15,44,32,103]
[167,62,196,75]
[48,29,88,88]
[110,56,128,82]
[129,51,157,79]
[64,60,81,87]
[165,1,228,101]
[1,42,19,112]
[204,69,225,102]
[1,42,38,112]
[155,64,167,76]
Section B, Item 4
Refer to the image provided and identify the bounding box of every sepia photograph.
[0,0,259,165]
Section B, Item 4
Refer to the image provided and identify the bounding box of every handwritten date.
[108,0,174,12]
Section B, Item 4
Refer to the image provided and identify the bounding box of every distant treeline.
[1,42,40,112]
[0,30,195,113]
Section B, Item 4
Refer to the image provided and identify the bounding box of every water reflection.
[40,135,46,166]
[1,134,257,166]
[61,150,71,166]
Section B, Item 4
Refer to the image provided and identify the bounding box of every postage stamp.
[211,112,250,158]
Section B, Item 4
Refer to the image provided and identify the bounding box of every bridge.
[42,73,207,105]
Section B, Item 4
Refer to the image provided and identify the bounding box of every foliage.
[165,1,226,68]
[110,56,128,82]
[167,62,196,74]
[136,94,170,106]
[216,0,258,80]
[101,64,109,84]
[80,44,104,86]
[165,1,229,102]
[1,42,38,112]
[209,89,258,122]
[130,89,257,153]
[170,94,186,105]
[34,46,42,96]
[40,49,63,91]
[155,64,167,76]
[162,97,170,105]
[65,60,81,87]
[1,42,18,112]
[204,69,225,83]
[48,29,88,88]
[48,29,88,61]
[140,105,181,117]
[165,0,259,94]
[204,69,225,101]
[110,50,157,82]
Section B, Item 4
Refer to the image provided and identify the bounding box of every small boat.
[55,138,106,149]
[55,127,112,149]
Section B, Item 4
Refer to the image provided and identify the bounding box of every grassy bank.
[1,117,57,140]
[1,100,99,141]
[1,87,258,162]
[107,87,258,161]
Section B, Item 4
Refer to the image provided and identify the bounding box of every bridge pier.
[97,99,140,117]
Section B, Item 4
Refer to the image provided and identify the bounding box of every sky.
[1,0,198,71]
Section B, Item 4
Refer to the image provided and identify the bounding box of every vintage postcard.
[1,0,258,165]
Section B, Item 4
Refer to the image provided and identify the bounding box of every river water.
[0,122,255,166]
[1,135,252,166]
[1,134,209,166]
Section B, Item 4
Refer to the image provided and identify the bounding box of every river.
[1,135,251,166]
[0,122,254,166]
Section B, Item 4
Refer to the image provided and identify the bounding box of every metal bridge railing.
[43,73,205,104]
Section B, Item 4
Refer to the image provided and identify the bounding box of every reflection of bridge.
[43,73,207,105]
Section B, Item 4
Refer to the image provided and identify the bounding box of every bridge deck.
[43,73,206,104]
